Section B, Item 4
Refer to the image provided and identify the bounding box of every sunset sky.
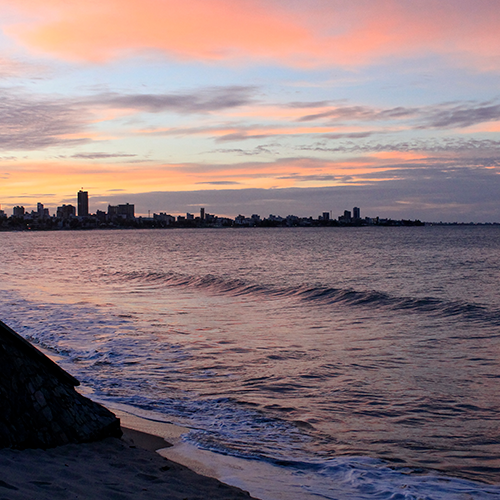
[0,0,499,221]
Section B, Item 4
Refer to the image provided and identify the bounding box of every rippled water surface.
[1,226,499,499]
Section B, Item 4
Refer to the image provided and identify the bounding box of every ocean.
[1,226,499,499]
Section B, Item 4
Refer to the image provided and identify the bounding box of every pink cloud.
[1,0,499,69]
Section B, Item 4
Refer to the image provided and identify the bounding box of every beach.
[0,420,258,500]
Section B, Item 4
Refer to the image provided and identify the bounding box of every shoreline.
[112,407,284,499]
[2,407,499,500]
[0,409,259,500]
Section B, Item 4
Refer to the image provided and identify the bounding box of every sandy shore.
[0,424,259,500]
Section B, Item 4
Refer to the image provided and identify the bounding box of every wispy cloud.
[0,85,259,152]
[207,145,277,156]
[420,102,500,129]
[296,105,415,122]
[275,174,344,182]
[297,138,500,154]
[0,56,49,79]
[90,86,257,114]
[0,91,89,150]
[286,101,333,109]
[196,180,241,185]
[215,131,275,142]
[321,132,375,140]
[70,152,137,160]
[296,100,500,130]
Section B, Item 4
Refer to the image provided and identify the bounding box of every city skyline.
[1,191,367,223]
[8,189,495,227]
[3,189,430,226]
[0,1,499,222]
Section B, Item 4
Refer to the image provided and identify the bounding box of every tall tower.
[353,207,360,220]
[77,190,89,217]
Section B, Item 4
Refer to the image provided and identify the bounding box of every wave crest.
[108,271,500,326]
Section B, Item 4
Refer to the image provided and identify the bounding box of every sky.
[0,0,499,222]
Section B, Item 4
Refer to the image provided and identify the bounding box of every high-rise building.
[77,190,89,217]
[353,207,360,220]
[13,206,25,217]
[200,207,205,221]
[36,203,49,218]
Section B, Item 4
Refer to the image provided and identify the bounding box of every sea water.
[1,226,499,499]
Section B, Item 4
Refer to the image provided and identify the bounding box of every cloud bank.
[4,0,500,69]
[89,162,500,223]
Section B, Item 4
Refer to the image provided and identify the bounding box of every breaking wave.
[108,270,500,327]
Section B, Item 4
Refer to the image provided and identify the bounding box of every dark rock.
[0,320,122,449]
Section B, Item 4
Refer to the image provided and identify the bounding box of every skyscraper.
[353,207,360,220]
[77,190,89,217]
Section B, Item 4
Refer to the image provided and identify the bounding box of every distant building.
[37,203,49,218]
[353,207,360,220]
[268,214,284,222]
[322,212,330,221]
[57,204,76,219]
[200,207,205,221]
[338,210,352,223]
[96,210,107,223]
[77,190,89,217]
[13,206,25,217]
[154,213,175,225]
[108,203,135,219]
[107,205,118,217]
[186,213,194,220]
[117,203,134,218]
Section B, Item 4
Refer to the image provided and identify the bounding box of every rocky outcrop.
[0,320,122,449]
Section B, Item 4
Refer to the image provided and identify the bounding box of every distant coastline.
[2,217,500,232]
[4,191,498,231]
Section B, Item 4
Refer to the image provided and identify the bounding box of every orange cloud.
[460,121,500,134]
[2,0,500,68]
[3,0,309,63]
[370,151,425,161]
[0,151,421,211]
